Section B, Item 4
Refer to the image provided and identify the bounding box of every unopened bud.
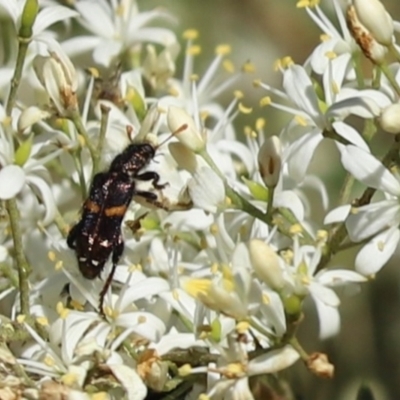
[352,0,394,46]
[34,49,78,116]
[258,135,282,188]
[20,0,39,38]
[167,106,205,152]
[169,142,198,173]
[18,107,51,133]
[306,352,334,379]
[380,103,400,134]
[347,5,387,63]
[249,239,284,291]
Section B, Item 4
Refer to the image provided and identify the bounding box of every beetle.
[67,142,167,316]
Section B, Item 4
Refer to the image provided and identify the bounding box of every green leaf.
[242,177,268,201]
[15,135,33,166]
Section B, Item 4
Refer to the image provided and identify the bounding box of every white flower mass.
[0,0,400,399]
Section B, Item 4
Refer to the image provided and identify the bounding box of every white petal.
[355,227,400,275]
[132,27,177,47]
[248,345,299,375]
[93,40,123,67]
[62,36,101,58]
[109,364,147,400]
[341,145,400,195]
[324,204,351,225]
[317,269,367,286]
[34,6,78,34]
[309,282,340,307]
[314,298,341,339]
[332,121,369,151]
[346,200,400,241]
[0,165,25,199]
[273,190,304,222]
[283,65,321,122]
[115,312,166,342]
[75,1,115,38]
[287,130,322,182]
[26,174,57,225]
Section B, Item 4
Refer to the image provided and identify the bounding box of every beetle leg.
[134,171,167,190]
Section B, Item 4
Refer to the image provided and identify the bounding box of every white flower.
[259,61,379,182]
[63,0,177,66]
[340,145,400,275]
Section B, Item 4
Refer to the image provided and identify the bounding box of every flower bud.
[347,5,387,63]
[352,0,394,46]
[258,135,282,188]
[249,239,284,291]
[380,103,400,134]
[18,107,51,133]
[34,49,78,116]
[167,106,205,152]
[168,142,198,173]
[19,0,38,39]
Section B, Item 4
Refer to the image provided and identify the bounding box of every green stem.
[6,199,31,316]
[6,37,30,115]
[265,186,275,223]
[69,111,97,171]
[288,336,309,362]
[378,63,400,97]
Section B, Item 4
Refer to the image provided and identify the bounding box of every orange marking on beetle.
[84,200,101,213]
[104,205,127,217]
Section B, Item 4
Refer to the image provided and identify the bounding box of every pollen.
[56,302,70,319]
[70,299,84,311]
[210,223,218,235]
[290,223,303,235]
[55,260,63,270]
[179,364,192,376]
[215,44,231,56]
[183,29,199,40]
[36,316,49,326]
[242,61,255,73]
[223,59,235,73]
[16,314,26,323]
[295,115,308,126]
[48,251,56,262]
[44,355,55,366]
[225,362,245,378]
[320,33,331,42]
[236,321,250,334]
[187,45,201,56]
[260,96,272,107]
[239,102,253,114]
[256,118,266,131]
[325,51,337,60]
[61,372,78,386]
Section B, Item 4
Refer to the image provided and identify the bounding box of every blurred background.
[138,0,400,399]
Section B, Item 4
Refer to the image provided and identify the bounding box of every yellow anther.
[290,223,303,235]
[172,289,180,300]
[320,33,331,42]
[91,392,108,400]
[281,56,294,68]
[316,230,328,242]
[256,118,266,130]
[238,102,253,114]
[55,260,63,270]
[253,79,262,88]
[377,241,385,251]
[17,314,26,323]
[168,86,180,97]
[225,196,232,206]
[86,67,100,78]
[223,59,235,73]
[183,29,199,40]
[56,302,69,319]
[138,315,147,324]
[215,44,231,55]
[44,355,55,366]
[48,251,56,262]
[210,223,218,235]
[234,90,244,99]
[242,61,255,73]
[36,316,49,326]
[331,81,339,95]
[260,96,272,107]
[70,299,84,311]
[296,0,310,8]
[178,364,192,376]
[325,51,337,60]
[187,45,201,56]
[190,73,199,81]
[61,372,78,386]
[236,321,250,334]
[262,293,270,304]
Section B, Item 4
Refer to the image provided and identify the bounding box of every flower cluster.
[0,0,399,399]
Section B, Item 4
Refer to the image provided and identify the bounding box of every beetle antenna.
[156,123,188,149]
